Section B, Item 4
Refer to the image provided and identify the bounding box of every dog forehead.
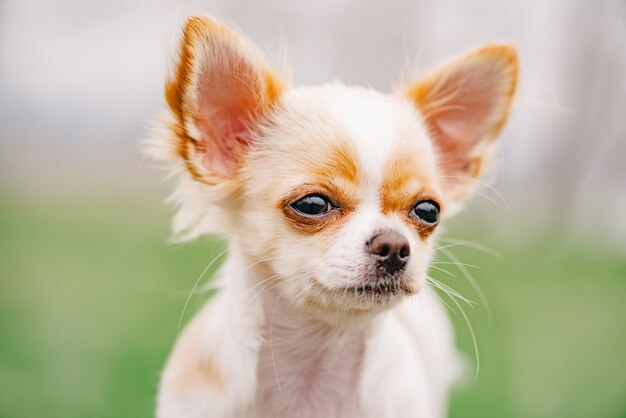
[275,84,433,184]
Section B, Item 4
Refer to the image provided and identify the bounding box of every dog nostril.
[399,244,410,260]
[367,230,411,275]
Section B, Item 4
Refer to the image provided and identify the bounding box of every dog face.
[155,16,517,322]
[239,87,442,318]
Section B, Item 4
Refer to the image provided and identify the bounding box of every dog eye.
[291,195,333,216]
[411,200,440,225]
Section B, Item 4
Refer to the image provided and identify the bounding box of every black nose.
[367,230,411,275]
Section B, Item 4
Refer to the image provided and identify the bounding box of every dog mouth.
[352,278,414,298]
[335,274,416,303]
[303,274,418,321]
[306,271,418,316]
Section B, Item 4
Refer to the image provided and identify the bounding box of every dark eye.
[411,200,440,225]
[291,195,333,216]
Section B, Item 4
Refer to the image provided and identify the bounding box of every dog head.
[151,16,518,322]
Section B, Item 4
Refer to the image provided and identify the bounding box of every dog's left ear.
[165,16,284,185]
[405,45,518,205]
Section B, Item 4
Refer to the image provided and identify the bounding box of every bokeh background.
[1,0,625,417]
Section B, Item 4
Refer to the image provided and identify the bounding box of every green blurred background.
[1,187,624,418]
[1,0,625,417]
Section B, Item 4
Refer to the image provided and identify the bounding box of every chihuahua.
[148,15,518,418]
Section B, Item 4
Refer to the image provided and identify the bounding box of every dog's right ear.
[165,16,284,184]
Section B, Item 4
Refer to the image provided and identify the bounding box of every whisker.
[439,247,492,323]
[200,256,275,294]
[425,286,456,314]
[447,291,480,380]
[233,275,280,324]
[474,188,503,209]
[236,274,280,310]
[177,248,229,337]
[437,175,508,209]
[428,265,457,277]
[427,275,476,307]
[241,256,275,273]
[435,238,502,260]
[431,261,481,269]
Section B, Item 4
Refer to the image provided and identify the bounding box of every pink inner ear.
[432,69,500,144]
[423,62,509,177]
[194,60,263,178]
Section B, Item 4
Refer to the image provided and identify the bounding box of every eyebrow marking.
[312,141,360,185]
[380,151,424,215]
[379,150,442,239]
[276,136,363,236]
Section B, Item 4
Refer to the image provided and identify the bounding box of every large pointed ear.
[405,45,518,204]
[165,16,284,184]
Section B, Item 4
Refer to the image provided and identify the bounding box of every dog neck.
[254,286,374,418]
[223,241,380,417]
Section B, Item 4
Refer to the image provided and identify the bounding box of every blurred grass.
[0,190,624,418]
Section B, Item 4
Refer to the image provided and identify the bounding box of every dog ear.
[405,45,518,204]
[165,16,284,184]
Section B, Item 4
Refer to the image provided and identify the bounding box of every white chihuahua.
[149,16,518,418]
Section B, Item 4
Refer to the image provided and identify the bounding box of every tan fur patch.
[380,151,424,215]
[313,142,360,185]
[477,45,519,139]
[380,151,442,239]
[197,357,226,393]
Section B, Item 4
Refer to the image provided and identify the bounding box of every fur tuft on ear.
[405,45,518,204]
[165,16,284,184]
